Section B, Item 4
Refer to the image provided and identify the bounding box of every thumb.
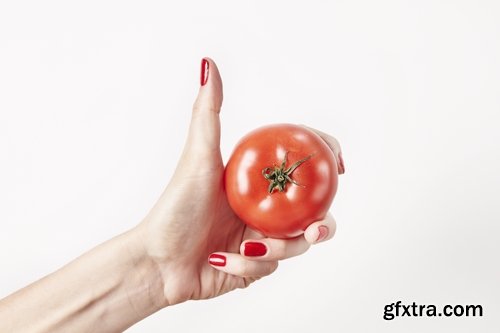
[185,57,224,155]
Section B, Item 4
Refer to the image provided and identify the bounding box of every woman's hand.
[0,57,345,333]
[138,58,346,306]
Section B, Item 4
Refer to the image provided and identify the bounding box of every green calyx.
[262,152,313,194]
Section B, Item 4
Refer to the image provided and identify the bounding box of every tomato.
[224,124,338,239]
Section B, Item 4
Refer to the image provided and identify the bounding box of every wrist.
[134,217,196,306]
[0,224,171,333]
[123,226,170,311]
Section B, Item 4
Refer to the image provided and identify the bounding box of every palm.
[145,149,259,304]
[182,161,256,300]
[191,192,257,300]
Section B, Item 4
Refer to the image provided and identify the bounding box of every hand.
[0,58,345,333]
[137,58,345,306]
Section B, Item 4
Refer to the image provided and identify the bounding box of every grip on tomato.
[224,123,338,239]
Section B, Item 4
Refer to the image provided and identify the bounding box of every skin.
[0,58,345,333]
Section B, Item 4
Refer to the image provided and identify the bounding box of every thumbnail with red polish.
[200,58,209,86]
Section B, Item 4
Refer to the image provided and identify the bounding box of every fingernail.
[244,242,267,257]
[208,253,226,266]
[200,58,209,86]
[338,152,345,174]
[316,226,329,242]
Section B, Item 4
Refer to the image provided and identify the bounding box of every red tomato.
[224,124,338,239]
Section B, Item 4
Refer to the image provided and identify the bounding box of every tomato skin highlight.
[224,124,338,239]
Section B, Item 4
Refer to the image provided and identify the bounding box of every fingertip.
[304,214,337,244]
[338,151,345,174]
[298,125,345,175]
[199,57,222,90]
[194,57,223,114]
[304,222,323,244]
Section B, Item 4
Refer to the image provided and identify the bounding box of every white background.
[1,1,499,332]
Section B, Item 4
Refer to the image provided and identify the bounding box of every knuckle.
[192,104,220,115]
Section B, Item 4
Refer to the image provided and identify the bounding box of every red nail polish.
[200,58,209,86]
[316,226,329,242]
[244,242,267,257]
[208,253,226,266]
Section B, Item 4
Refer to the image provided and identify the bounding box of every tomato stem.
[262,152,313,194]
